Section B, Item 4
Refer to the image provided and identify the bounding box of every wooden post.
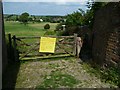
[8,34,12,60]
[73,33,77,56]
[8,34,12,49]
[13,35,18,62]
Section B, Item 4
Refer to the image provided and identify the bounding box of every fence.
[7,33,79,61]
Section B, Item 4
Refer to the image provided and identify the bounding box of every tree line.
[4,13,66,25]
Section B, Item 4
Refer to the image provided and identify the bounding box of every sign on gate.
[39,37,56,53]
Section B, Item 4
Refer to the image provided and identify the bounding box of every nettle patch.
[36,71,79,89]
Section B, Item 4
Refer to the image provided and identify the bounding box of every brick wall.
[105,28,120,66]
[92,2,120,66]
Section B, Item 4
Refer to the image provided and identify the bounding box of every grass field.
[5,21,59,36]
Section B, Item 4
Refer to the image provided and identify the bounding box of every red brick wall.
[105,28,120,66]
[92,2,120,66]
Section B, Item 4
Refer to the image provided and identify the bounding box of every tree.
[55,23,65,31]
[61,2,107,35]
[6,14,14,21]
[85,1,107,29]
[44,24,50,30]
[65,9,84,26]
[16,16,19,21]
[62,9,85,35]
[19,12,29,25]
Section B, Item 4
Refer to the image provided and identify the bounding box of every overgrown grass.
[36,71,79,89]
[82,63,120,86]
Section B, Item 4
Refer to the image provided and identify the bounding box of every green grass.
[5,21,59,37]
[36,71,79,89]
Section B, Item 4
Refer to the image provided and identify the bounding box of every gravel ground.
[15,57,118,88]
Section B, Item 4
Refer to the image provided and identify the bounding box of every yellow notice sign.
[39,37,56,53]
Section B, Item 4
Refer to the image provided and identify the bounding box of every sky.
[3,0,89,16]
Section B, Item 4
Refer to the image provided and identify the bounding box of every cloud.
[2,0,88,6]
[3,0,120,2]
[3,0,88,3]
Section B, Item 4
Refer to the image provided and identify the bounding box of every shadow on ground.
[2,62,20,89]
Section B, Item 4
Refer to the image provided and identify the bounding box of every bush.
[55,23,63,31]
[101,67,120,86]
[56,25,79,36]
[44,30,56,35]
[82,63,120,86]
[44,24,50,30]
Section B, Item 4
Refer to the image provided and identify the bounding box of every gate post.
[8,33,12,61]
[13,35,18,62]
[73,33,77,56]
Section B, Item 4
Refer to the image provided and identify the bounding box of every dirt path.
[15,57,117,88]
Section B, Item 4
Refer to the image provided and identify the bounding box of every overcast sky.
[3,0,89,16]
